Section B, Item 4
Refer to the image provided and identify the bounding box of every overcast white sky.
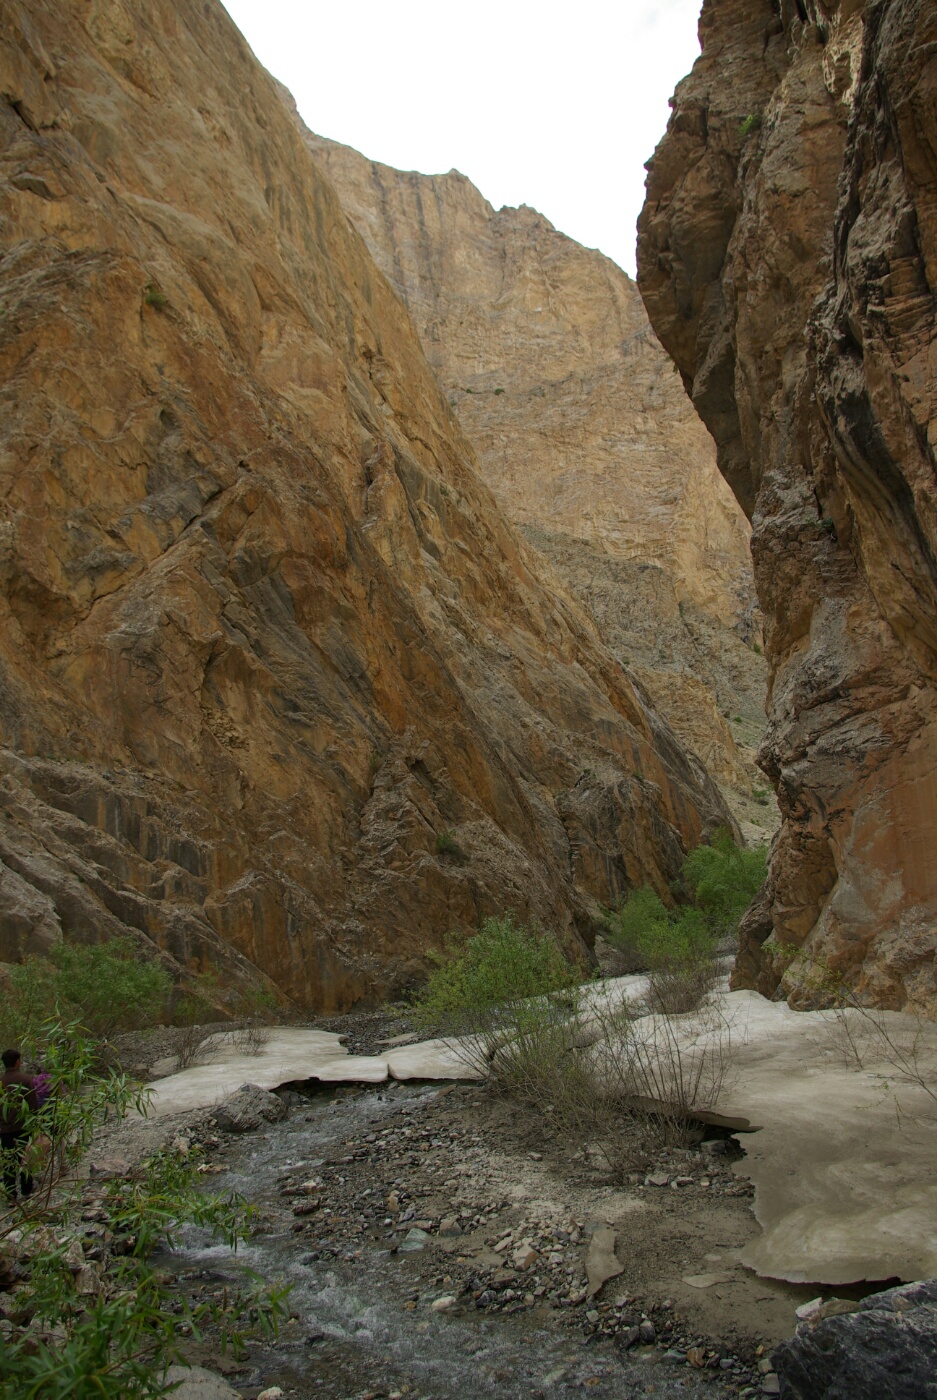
[221,1,702,278]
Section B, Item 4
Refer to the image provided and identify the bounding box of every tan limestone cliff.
[0,0,735,1009]
[638,0,937,1011]
[297,127,771,823]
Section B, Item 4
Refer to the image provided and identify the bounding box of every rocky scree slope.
[300,128,769,815]
[638,0,937,1011]
[0,0,733,1009]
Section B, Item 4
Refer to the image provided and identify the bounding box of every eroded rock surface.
[0,0,733,1007]
[773,1279,937,1400]
[638,0,937,1011]
[300,129,770,820]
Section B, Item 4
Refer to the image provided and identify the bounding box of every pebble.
[761,1377,780,1396]
[646,1172,670,1188]
[257,1390,285,1400]
[639,1320,656,1344]
[431,1295,457,1312]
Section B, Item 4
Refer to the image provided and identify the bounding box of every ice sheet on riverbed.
[146,984,937,1290]
[610,990,937,1287]
[146,1027,483,1116]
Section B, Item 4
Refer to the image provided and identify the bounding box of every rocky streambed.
[94,1062,831,1400]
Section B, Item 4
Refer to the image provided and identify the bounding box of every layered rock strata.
[0,0,732,1008]
[638,0,937,1011]
[298,129,770,820]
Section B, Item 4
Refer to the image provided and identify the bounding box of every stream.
[156,1082,747,1399]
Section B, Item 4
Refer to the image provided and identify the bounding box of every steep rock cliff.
[638,0,937,1011]
[0,0,733,1008]
[293,128,771,819]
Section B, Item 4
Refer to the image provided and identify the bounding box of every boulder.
[773,1279,937,1399]
[213,1084,289,1134]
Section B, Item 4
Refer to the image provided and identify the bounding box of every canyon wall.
[297,128,772,822]
[0,0,734,1009]
[638,0,937,1011]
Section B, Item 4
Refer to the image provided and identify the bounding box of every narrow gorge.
[2,1,937,1397]
[300,128,772,836]
[0,0,734,1011]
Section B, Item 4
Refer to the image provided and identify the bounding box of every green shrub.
[414,915,576,1036]
[3,938,171,1042]
[411,915,580,1093]
[682,829,768,940]
[0,1020,286,1397]
[143,282,167,310]
[739,112,762,137]
[605,831,768,1009]
[435,828,463,858]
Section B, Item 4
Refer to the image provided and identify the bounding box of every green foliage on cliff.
[605,831,768,1009]
[1,938,171,1043]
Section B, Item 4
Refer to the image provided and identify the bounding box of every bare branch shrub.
[786,950,937,1116]
[646,955,720,1015]
[412,917,737,1178]
[229,1022,271,1056]
[173,1021,209,1070]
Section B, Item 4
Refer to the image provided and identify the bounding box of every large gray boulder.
[774,1279,937,1399]
[213,1083,289,1133]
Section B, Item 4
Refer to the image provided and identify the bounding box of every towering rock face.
[0,0,732,1009]
[293,128,770,817]
[638,0,937,1011]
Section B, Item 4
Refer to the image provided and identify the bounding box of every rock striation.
[0,0,733,1008]
[638,0,937,1012]
[772,1278,937,1400]
[298,129,770,820]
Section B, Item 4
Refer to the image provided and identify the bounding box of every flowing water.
[158,1083,740,1398]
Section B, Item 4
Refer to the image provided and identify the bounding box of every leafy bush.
[739,112,762,137]
[411,915,579,1086]
[682,829,768,940]
[605,831,768,1010]
[414,915,577,1033]
[0,1020,286,1397]
[434,829,460,856]
[142,282,167,310]
[2,939,171,1043]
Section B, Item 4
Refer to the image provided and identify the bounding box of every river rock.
[214,1085,289,1134]
[399,1228,429,1253]
[585,1228,624,1300]
[163,1366,241,1400]
[772,1278,937,1399]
